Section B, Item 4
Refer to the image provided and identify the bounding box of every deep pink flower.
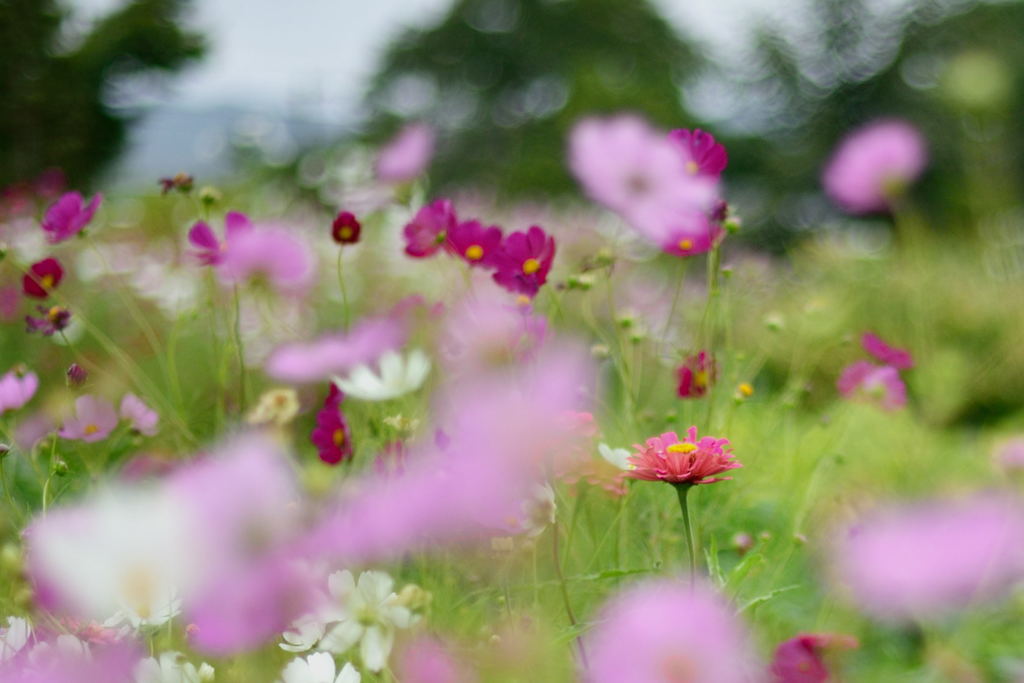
[0,368,38,415]
[216,224,314,295]
[770,633,858,683]
[861,332,913,370]
[40,191,102,243]
[22,258,63,299]
[669,128,728,178]
[823,119,927,214]
[25,305,71,337]
[187,211,253,266]
[310,385,352,465]
[677,350,715,398]
[837,361,907,411]
[404,199,457,258]
[492,226,555,298]
[627,427,740,485]
[59,395,118,442]
[658,212,724,257]
[584,579,761,683]
[832,496,1024,621]
[331,211,361,245]
[119,393,158,436]
[376,122,436,183]
[447,219,503,268]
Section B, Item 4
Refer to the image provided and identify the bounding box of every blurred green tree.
[363,0,705,197]
[0,0,205,188]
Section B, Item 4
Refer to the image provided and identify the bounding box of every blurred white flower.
[319,570,415,672]
[280,613,326,653]
[332,350,430,401]
[0,617,31,662]
[134,651,215,683]
[598,443,632,470]
[279,652,360,683]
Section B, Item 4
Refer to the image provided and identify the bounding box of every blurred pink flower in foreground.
[0,638,140,682]
[119,393,158,436]
[994,437,1024,473]
[41,191,102,243]
[823,119,927,214]
[265,315,406,383]
[404,199,458,258]
[861,332,914,370]
[187,211,252,266]
[837,361,907,411]
[216,223,315,296]
[375,122,436,183]
[770,632,858,683]
[397,636,475,683]
[492,225,555,298]
[627,426,740,485]
[0,368,38,415]
[668,128,728,178]
[58,395,117,442]
[583,579,760,683]
[438,289,547,376]
[831,496,1024,621]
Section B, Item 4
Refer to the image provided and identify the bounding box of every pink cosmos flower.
[861,332,913,370]
[447,219,503,268]
[22,257,64,299]
[265,314,406,383]
[438,287,547,375]
[492,226,555,298]
[669,128,728,178]
[658,211,724,257]
[216,224,315,296]
[14,412,55,451]
[376,122,436,183]
[823,119,927,214]
[0,639,140,682]
[0,369,38,415]
[187,211,252,266]
[677,350,715,398]
[404,199,457,258]
[397,636,475,683]
[583,579,761,683]
[568,115,717,245]
[310,385,352,465]
[58,395,118,442]
[836,361,907,411]
[831,496,1024,621]
[770,633,858,683]
[627,426,740,485]
[119,393,158,436]
[41,191,102,243]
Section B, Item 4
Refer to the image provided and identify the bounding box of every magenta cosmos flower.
[403,199,457,258]
[59,395,118,442]
[216,224,315,296]
[447,219,503,268]
[0,368,38,415]
[627,426,740,485]
[492,226,555,298]
[823,119,927,214]
[770,633,858,683]
[677,350,715,398]
[861,331,913,370]
[831,496,1024,621]
[41,191,102,243]
[669,128,728,178]
[331,211,361,245]
[119,393,158,436]
[583,579,761,683]
[187,211,253,266]
[22,257,64,299]
[310,384,352,465]
[837,361,907,411]
[25,305,71,336]
[375,122,436,183]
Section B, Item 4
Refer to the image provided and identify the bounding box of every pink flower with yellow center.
[492,225,555,298]
[59,395,118,443]
[627,427,740,485]
[447,219,503,268]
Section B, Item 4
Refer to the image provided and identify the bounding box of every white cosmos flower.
[134,651,215,683]
[318,571,415,672]
[332,350,430,401]
[598,443,632,470]
[280,652,360,683]
[280,613,326,653]
[0,617,31,662]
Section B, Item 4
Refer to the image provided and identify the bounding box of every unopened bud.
[52,459,69,476]
[66,363,87,387]
[198,186,222,207]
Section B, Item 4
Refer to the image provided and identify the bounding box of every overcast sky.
[72,0,770,122]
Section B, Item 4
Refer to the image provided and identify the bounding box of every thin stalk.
[336,249,351,330]
[551,518,588,669]
[674,483,698,582]
[232,286,247,413]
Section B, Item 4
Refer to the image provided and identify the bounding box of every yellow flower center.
[465,244,484,261]
[738,382,754,397]
[666,442,698,454]
[685,160,699,175]
[47,306,63,321]
[522,258,541,275]
[678,238,693,251]
[339,227,353,240]
[40,274,54,289]
[84,424,99,435]
[515,295,531,307]
[332,428,346,447]
[694,370,708,388]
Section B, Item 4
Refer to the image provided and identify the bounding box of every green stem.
[551,517,588,669]
[674,483,698,581]
[336,249,350,330]
[232,286,247,413]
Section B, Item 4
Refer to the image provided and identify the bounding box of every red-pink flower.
[331,211,361,245]
[861,332,913,370]
[837,361,907,411]
[677,350,715,398]
[669,128,728,178]
[25,305,71,336]
[447,219,503,268]
[187,211,253,266]
[492,226,555,298]
[770,633,858,683]
[310,385,352,465]
[22,257,63,299]
[41,191,102,243]
[627,427,740,485]
[404,199,457,258]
